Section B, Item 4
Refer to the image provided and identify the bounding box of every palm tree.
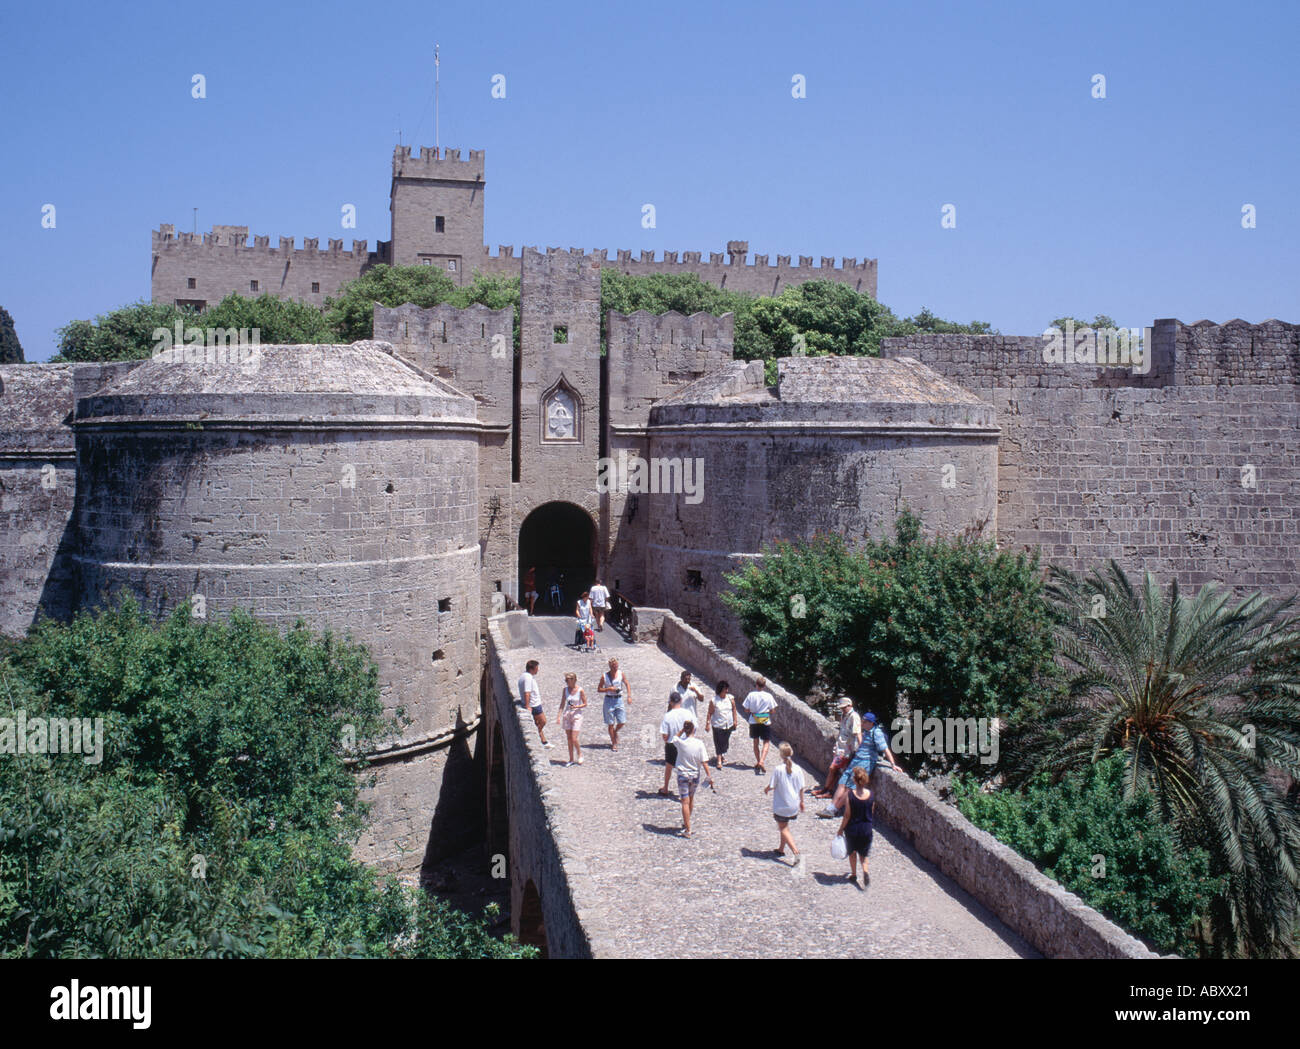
[1016,561,1300,957]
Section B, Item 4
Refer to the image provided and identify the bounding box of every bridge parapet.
[484,610,619,958]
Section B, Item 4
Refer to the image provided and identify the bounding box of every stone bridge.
[483,607,1162,959]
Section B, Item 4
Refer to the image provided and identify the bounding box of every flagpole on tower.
[434,43,440,150]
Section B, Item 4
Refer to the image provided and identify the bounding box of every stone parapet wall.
[486,610,617,958]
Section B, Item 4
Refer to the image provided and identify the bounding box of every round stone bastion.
[72,341,483,746]
[644,355,1000,648]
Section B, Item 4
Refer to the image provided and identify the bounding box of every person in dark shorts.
[741,677,778,773]
[658,692,691,795]
[837,766,875,886]
[705,680,737,769]
[517,659,551,749]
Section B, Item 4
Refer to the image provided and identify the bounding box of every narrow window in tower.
[686,570,704,591]
[435,216,445,233]
[438,598,452,613]
[311,282,320,294]
[250,280,259,293]
[553,325,568,344]
[187,277,197,289]
[441,321,447,343]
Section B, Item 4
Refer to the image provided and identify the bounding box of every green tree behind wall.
[0,307,25,363]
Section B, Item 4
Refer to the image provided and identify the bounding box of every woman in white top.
[704,679,738,770]
[763,742,806,860]
[574,592,595,648]
[557,672,587,767]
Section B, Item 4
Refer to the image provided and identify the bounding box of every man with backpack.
[818,711,901,817]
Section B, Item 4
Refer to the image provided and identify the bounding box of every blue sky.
[2,0,1297,360]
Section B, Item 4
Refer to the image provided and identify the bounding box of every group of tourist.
[516,656,902,884]
[520,567,612,631]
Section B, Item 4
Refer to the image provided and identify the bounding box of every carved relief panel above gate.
[540,376,582,443]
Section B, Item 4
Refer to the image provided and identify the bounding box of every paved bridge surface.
[496,616,1035,959]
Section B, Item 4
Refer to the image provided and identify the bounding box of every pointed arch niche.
[540,375,582,444]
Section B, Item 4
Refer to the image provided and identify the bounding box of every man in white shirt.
[671,721,714,838]
[659,694,693,795]
[742,676,778,774]
[673,671,708,756]
[517,659,551,748]
[589,578,611,632]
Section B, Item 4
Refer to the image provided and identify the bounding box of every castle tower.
[389,145,485,282]
[645,355,1000,649]
[72,341,487,870]
[512,249,603,603]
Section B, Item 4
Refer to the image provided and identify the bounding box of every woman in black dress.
[837,766,874,887]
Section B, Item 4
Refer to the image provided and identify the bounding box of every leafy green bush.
[52,295,334,362]
[952,756,1221,956]
[723,511,1059,772]
[0,600,533,959]
[324,264,459,341]
[199,293,334,344]
[54,301,196,362]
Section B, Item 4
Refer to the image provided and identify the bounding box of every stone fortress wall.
[471,241,878,298]
[151,225,387,311]
[0,362,137,636]
[151,145,878,308]
[880,319,1300,597]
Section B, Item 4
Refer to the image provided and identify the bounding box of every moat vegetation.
[724,512,1300,958]
[0,601,535,959]
[48,264,991,374]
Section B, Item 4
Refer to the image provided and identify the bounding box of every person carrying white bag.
[833,766,875,887]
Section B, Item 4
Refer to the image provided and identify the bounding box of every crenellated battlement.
[372,302,514,425]
[471,244,877,297]
[392,144,485,181]
[477,244,872,272]
[605,307,736,429]
[153,225,378,259]
[606,308,736,334]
